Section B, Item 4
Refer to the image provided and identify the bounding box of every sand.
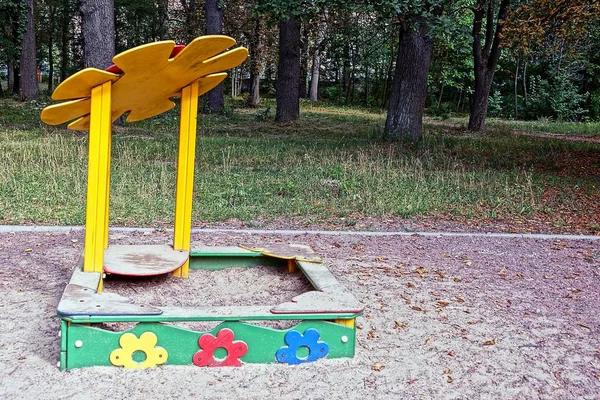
[0,229,599,399]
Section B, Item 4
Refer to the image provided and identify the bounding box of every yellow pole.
[173,81,199,278]
[83,81,112,292]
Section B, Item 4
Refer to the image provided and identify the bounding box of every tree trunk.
[19,0,38,100]
[514,57,519,120]
[79,0,115,69]
[275,15,301,123]
[299,25,308,99]
[309,11,326,102]
[204,0,224,112]
[60,0,71,82]
[8,63,18,94]
[384,23,434,140]
[468,0,510,131]
[48,5,56,93]
[522,61,528,108]
[247,18,262,108]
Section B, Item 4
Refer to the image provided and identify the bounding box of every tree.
[384,2,444,140]
[0,0,28,94]
[385,16,437,139]
[79,0,115,69]
[204,0,225,112]
[467,0,510,131]
[275,15,301,123]
[19,0,37,99]
[308,9,327,102]
[246,17,263,107]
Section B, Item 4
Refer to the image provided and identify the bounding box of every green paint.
[189,255,283,270]
[64,321,355,369]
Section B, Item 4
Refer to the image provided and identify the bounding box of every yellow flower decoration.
[109,331,168,369]
[41,35,248,130]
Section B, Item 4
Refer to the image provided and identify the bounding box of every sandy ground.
[0,228,599,399]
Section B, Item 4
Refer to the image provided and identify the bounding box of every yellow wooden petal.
[52,68,120,100]
[171,35,236,68]
[43,36,249,130]
[40,98,90,125]
[67,115,90,131]
[194,47,249,78]
[112,40,175,73]
[168,73,227,98]
[126,98,176,122]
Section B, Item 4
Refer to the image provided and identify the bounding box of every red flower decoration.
[193,328,248,367]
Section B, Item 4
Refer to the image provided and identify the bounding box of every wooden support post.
[287,259,298,273]
[83,81,112,292]
[173,81,199,278]
[334,318,355,328]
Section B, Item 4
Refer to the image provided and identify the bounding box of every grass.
[0,98,598,231]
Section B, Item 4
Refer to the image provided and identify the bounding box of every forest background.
[1,0,600,234]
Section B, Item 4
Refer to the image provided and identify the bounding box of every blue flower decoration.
[276,328,329,365]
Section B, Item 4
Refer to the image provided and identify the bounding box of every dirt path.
[1,229,599,399]
[425,120,600,144]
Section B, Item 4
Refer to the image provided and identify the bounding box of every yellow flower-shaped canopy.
[109,331,168,369]
[41,35,248,130]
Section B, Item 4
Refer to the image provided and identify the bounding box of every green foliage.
[527,73,588,121]
[0,0,28,65]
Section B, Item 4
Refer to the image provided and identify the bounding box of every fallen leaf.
[372,361,386,371]
[447,350,456,356]
[25,248,32,252]
[447,376,454,383]
[576,323,592,331]
[71,239,78,243]
[425,337,434,345]
[437,300,450,307]
[456,296,465,303]
[444,368,451,374]
[543,275,551,279]
[411,306,423,312]
[482,338,498,346]
[407,282,416,288]
[394,321,408,329]
[453,277,462,282]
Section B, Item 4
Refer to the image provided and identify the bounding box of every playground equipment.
[41,36,363,370]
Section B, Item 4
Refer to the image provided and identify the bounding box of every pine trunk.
[19,0,38,100]
[79,0,115,69]
[204,0,224,112]
[384,24,433,140]
[275,16,301,123]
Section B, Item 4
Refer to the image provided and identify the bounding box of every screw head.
[74,340,83,348]
[341,336,349,343]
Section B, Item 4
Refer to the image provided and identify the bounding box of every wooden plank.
[83,81,112,283]
[63,305,359,323]
[296,260,341,290]
[172,81,199,278]
[57,284,162,316]
[270,290,363,314]
[103,244,189,276]
[238,243,323,263]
